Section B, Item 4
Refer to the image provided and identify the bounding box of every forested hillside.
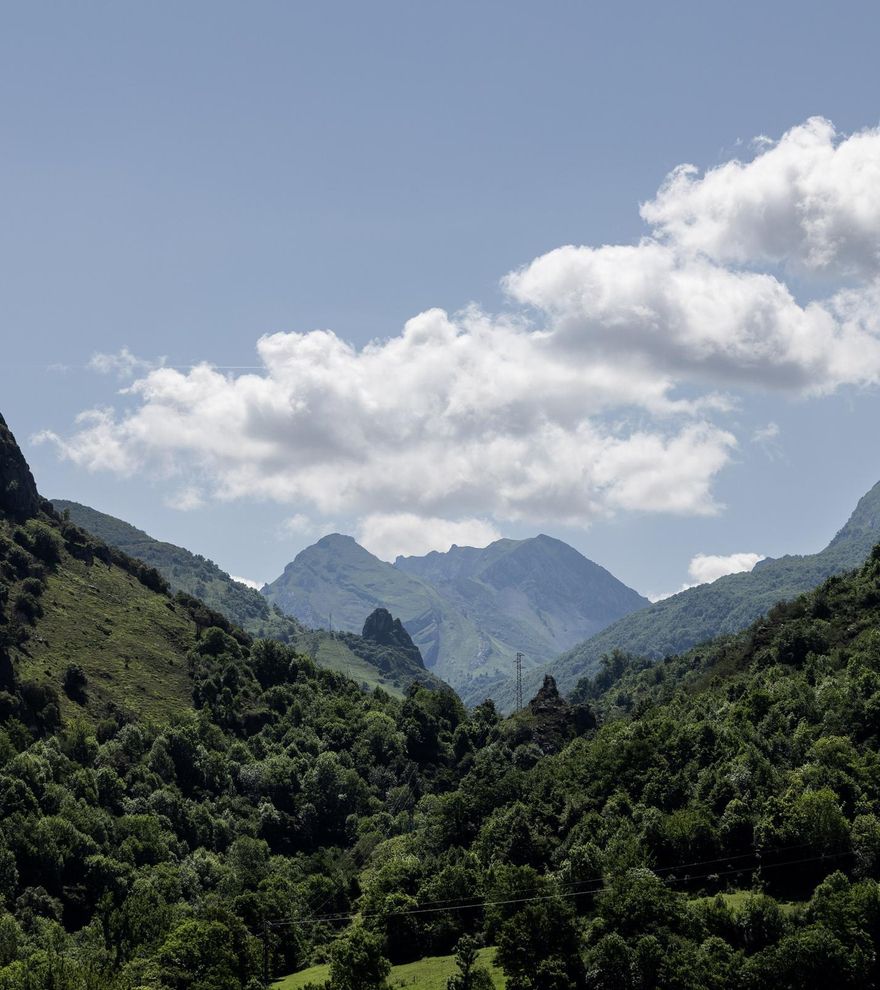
[524,478,880,704]
[53,501,447,699]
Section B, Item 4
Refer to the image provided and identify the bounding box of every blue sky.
[3,0,880,598]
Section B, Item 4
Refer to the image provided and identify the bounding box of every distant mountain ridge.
[262,532,648,703]
[52,501,448,698]
[396,534,647,654]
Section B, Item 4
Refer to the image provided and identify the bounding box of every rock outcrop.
[526,674,596,753]
[0,413,39,521]
[362,607,425,668]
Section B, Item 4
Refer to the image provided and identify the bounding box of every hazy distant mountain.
[52,501,448,698]
[263,534,441,640]
[544,478,880,699]
[262,534,487,693]
[262,532,648,702]
[396,534,648,654]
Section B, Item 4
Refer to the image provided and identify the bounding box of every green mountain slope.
[52,499,304,638]
[264,533,647,703]
[1,415,208,725]
[547,478,880,699]
[53,501,446,698]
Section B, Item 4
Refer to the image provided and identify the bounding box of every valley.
[2,411,880,989]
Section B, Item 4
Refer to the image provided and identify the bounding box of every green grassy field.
[17,554,196,722]
[299,632,406,698]
[274,947,506,989]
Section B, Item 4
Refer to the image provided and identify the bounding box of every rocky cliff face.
[0,413,39,521]
[362,607,424,667]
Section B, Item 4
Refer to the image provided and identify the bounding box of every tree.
[786,788,849,854]
[496,897,586,990]
[745,924,867,989]
[328,924,391,990]
[446,935,494,990]
[152,917,254,990]
[250,639,292,689]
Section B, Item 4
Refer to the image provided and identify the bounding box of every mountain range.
[261,532,649,702]
[55,474,880,713]
[53,497,650,705]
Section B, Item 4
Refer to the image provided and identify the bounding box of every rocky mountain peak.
[362,607,424,666]
[0,413,39,521]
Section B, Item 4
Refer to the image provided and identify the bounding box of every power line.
[515,652,523,710]
[260,761,422,979]
[343,840,822,913]
[268,847,852,931]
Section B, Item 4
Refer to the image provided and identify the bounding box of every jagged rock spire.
[0,413,39,521]
[362,607,424,667]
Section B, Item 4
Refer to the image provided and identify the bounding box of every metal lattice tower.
[515,652,524,710]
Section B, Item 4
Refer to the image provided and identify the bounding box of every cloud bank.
[40,118,880,552]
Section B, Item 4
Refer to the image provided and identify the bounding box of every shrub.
[21,521,63,565]
[13,591,42,623]
[63,664,88,704]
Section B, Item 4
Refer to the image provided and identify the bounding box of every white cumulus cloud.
[687,551,765,585]
[231,575,264,590]
[641,116,880,277]
[505,241,880,393]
